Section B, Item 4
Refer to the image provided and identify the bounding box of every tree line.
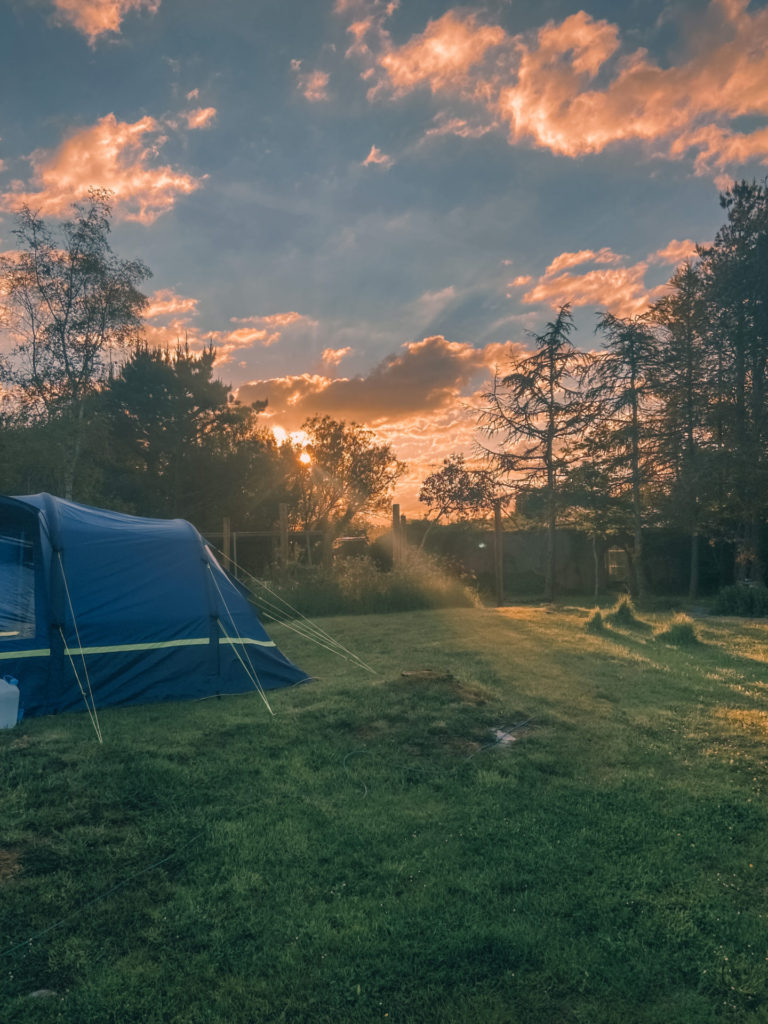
[3,183,768,595]
[420,180,768,601]
[0,191,405,544]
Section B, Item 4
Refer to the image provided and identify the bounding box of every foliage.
[605,594,646,629]
[266,553,477,617]
[2,605,768,1023]
[648,263,711,597]
[99,343,280,526]
[696,181,768,582]
[585,607,605,633]
[479,304,589,600]
[587,312,659,601]
[713,583,768,617]
[655,613,700,646]
[0,191,150,498]
[419,453,501,524]
[294,415,406,537]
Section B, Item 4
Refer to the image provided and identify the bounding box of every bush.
[606,595,643,628]
[585,608,605,634]
[656,614,699,646]
[261,554,478,617]
[713,583,768,617]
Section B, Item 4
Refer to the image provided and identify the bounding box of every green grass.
[2,605,768,1023]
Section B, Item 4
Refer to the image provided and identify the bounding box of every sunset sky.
[2,0,768,512]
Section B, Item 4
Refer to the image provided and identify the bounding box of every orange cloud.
[0,114,202,224]
[515,239,705,315]
[291,61,330,102]
[237,335,521,425]
[650,238,699,266]
[425,113,496,139]
[545,248,623,275]
[50,0,160,44]
[183,107,217,130]
[362,145,394,168]
[236,333,523,515]
[229,312,311,330]
[522,263,661,317]
[143,306,317,365]
[377,10,505,96]
[321,346,353,366]
[145,288,199,319]
[350,1,768,175]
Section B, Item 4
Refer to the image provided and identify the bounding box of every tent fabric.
[0,493,308,718]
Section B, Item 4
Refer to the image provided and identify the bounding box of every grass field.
[2,603,768,1023]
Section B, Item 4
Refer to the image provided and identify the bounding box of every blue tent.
[0,493,308,720]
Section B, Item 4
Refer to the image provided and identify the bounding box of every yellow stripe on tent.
[0,637,276,659]
[0,648,51,660]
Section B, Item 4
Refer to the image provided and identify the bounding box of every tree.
[696,180,768,583]
[418,453,502,548]
[589,312,658,601]
[560,440,633,601]
[294,415,406,552]
[100,343,278,525]
[478,304,588,600]
[0,190,150,498]
[648,262,712,597]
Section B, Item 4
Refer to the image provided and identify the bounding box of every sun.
[299,451,312,465]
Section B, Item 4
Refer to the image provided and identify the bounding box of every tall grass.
[264,553,477,617]
[655,613,700,646]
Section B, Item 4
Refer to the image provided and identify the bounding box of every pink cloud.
[545,247,623,275]
[236,332,522,514]
[649,238,699,266]
[237,335,522,425]
[145,288,199,319]
[515,244,692,316]
[0,114,202,224]
[425,113,496,139]
[183,107,217,130]
[348,1,768,175]
[377,10,505,97]
[362,145,394,168]
[291,61,330,102]
[229,312,312,330]
[321,346,352,367]
[50,0,160,44]
[142,306,317,365]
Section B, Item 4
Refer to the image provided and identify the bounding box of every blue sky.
[1,0,767,509]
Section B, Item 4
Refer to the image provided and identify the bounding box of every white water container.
[0,677,20,728]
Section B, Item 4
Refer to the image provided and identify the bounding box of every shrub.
[261,553,478,617]
[606,595,642,628]
[713,584,768,617]
[585,608,605,634]
[656,614,699,646]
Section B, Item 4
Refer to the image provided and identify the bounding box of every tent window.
[0,530,36,639]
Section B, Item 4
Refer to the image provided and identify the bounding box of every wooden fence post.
[392,504,401,568]
[222,516,231,572]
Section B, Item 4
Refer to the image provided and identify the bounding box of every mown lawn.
[1,604,767,1023]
